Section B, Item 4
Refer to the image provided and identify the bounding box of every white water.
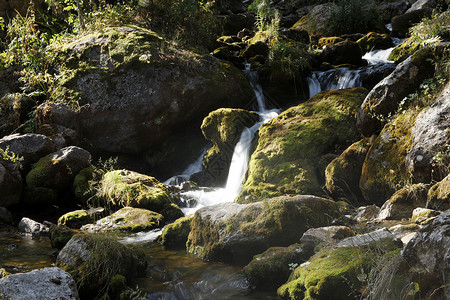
[307,67,363,98]
[179,65,279,215]
[362,38,404,65]
[163,148,208,186]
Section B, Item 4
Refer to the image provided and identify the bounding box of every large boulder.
[406,0,448,13]
[47,27,253,158]
[238,88,367,202]
[160,215,193,248]
[391,8,433,37]
[356,32,393,53]
[99,170,183,220]
[0,158,22,207]
[192,108,259,186]
[25,146,91,191]
[186,195,342,264]
[405,82,450,183]
[0,267,79,300]
[357,46,437,137]
[325,139,370,205]
[378,1,411,24]
[402,210,450,298]
[56,233,147,299]
[320,40,364,66]
[290,3,337,36]
[81,207,164,232]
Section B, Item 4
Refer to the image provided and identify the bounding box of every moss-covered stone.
[73,166,94,202]
[243,243,313,290]
[0,268,11,278]
[21,186,58,206]
[317,37,345,48]
[238,87,368,202]
[357,32,393,53]
[277,247,371,300]
[58,210,92,229]
[360,108,418,206]
[160,215,193,249]
[49,224,77,250]
[100,170,183,220]
[427,174,450,211]
[411,207,440,224]
[388,37,421,62]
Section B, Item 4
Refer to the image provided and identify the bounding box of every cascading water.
[362,38,404,65]
[163,148,208,186]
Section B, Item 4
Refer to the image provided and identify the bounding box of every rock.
[277,247,372,300]
[391,8,433,37]
[243,243,313,290]
[405,82,450,183]
[377,183,429,220]
[388,36,422,62]
[336,228,403,249]
[317,37,345,48]
[325,139,370,205]
[406,0,448,13]
[320,40,364,66]
[26,146,91,191]
[402,210,450,298]
[290,3,337,36]
[0,267,79,300]
[160,215,193,248]
[378,1,411,24]
[99,170,183,220]
[427,174,450,210]
[238,88,367,202]
[192,108,259,186]
[353,205,380,222]
[240,41,269,60]
[357,46,436,137]
[410,207,440,224]
[49,225,77,250]
[49,27,253,157]
[18,217,49,236]
[58,210,92,229]
[186,195,342,264]
[280,28,309,44]
[388,223,421,244]
[81,207,164,232]
[21,186,58,206]
[56,233,147,298]
[0,159,22,207]
[0,133,55,170]
[0,207,13,224]
[357,32,393,53]
[300,226,355,251]
[0,268,10,278]
[72,166,94,202]
[212,0,246,14]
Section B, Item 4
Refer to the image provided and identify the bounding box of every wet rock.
[0,159,22,207]
[357,46,436,137]
[402,210,450,298]
[0,207,13,225]
[377,183,429,220]
[336,228,402,248]
[238,88,367,202]
[243,243,313,290]
[56,233,146,298]
[186,195,342,264]
[18,217,49,236]
[99,170,183,220]
[325,139,370,205]
[300,226,355,251]
[81,207,164,232]
[405,82,450,183]
[26,146,91,191]
[427,174,450,210]
[0,267,79,300]
[410,207,440,224]
[160,215,193,249]
[320,40,364,66]
[58,210,92,229]
[0,133,55,170]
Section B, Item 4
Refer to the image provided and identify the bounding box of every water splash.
[307,67,363,98]
[163,148,208,186]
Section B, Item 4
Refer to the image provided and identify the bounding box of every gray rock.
[300,226,355,251]
[353,205,380,222]
[379,1,411,24]
[427,174,450,211]
[336,228,402,248]
[406,83,450,183]
[411,207,440,224]
[0,206,13,224]
[0,160,22,207]
[0,267,79,300]
[0,133,55,169]
[18,217,49,235]
[406,0,447,13]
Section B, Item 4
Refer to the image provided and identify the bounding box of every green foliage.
[0,147,24,168]
[409,11,450,46]
[327,0,382,35]
[84,157,118,208]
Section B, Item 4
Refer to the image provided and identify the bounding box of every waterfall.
[178,65,279,215]
[163,148,208,186]
[307,67,363,98]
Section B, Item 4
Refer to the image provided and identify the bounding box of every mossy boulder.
[25,146,91,191]
[82,207,164,232]
[243,243,313,290]
[56,233,147,299]
[21,186,58,206]
[160,215,193,248]
[49,224,77,250]
[360,108,417,206]
[99,170,183,220]
[320,40,364,66]
[186,195,342,264]
[290,3,337,36]
[325,139,370,205]
[58,209,92,229]
[48,27,253,158]
[72,166,94,202]
[238,87,368,202]
[410,207,440,224]
[357,32,393,53]
[317,37,345,48]
[300,226,355,252]
[277,247,372,300]
[377,184,429,220]
[427,174,450,210]
[192,108,259,186]
[387,36,421,62]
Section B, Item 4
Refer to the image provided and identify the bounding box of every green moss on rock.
[427,174,450,211]
[357,32,393,53]
[160,215,193,249]
[73,166,94,202]
[388,37,421,62]
[238,87,368,203]
[58,209,92,229]
[49,225,77,250]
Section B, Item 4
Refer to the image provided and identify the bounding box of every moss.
[21,186,58,206]
[160,215,193,249]
[357,32,393,53]
[73,166,94,201]
[58,210,92,229]
[277,247,371,300]
[318,37,345,48]
[108,274,127,298]
[94,207,164,232]
[360,108,418,206]
[238,87,368,202]
[49,224,77,250]
[100,170,183,220]
[0,268,11,278]
[427,175,450,210]
[388,37,421,62]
